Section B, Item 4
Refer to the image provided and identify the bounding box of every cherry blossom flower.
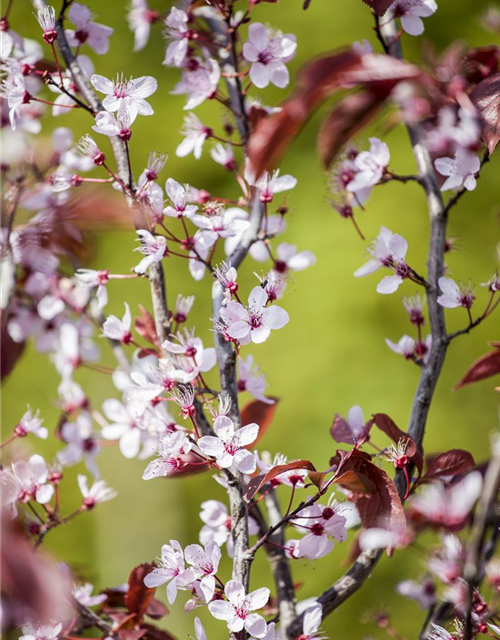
[101,398,142,458]
[346,138,390,195]
[162,329,216,374]
[208,579,270,638]
[76,135,106,165]
[48,54,94,116]
[92,107,136,140]
[15,406,48,439]
[331,405,370,445]
[174,294,195,324]
[20,623,63,640]
[428,624,454,640]
[294,502,347,559]
[437,277,476,309]
[78,474,117,509]
[127,0,159,51]
[163,178,198,218]
[0,67,28,129]
[102,303,132,344]
[403,294,425,326]
[65,3,114,54]
[90,73,157,118]
[359,527,410,551]
[428,534,463,582]
[176,113,211,159]
[198,416,259,473]
[249,169,297,203]
[435,149,481,192]
[58,412,100,477]
[238,355,274,405]
[72,583,108,607]
[210,143,237,172]
[3,454,54,511]
[272,243,316,274]
[142,431,193,479]
[35,6,57,44]
[75,269,109,310]
[143,540,196,604]
[391,0,438,36]
[396,578,436,609]
[354,226,411,294]
[184,541,221,602]
[220,285,289,345]
[164,7,190,67]
[199,500,259,552]
[194,618,207,640]
[172,56,220,110]
[134,230,167,274]
[298,602,326,640]
[426,107,481,156]
[410,471,482,527]
[243,23,297,89]
[386,335,416,359]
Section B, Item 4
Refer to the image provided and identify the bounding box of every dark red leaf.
[1,322,25,381]
[470,73,500,153]
[135,305,160,348]
[318,91,383,167]
[361,0,395,16]
[243,460,316,503]
[424,449,476,479]
[464,46,500,84]
[335,469,376,495]
[125,564,156,620]
[145,599,168,620]
[119,631,147,640]
[372,413,423,471]
[142,624,177,640]
[455,344,500,389]
[240,398,279,445]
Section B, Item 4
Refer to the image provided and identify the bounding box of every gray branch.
[286,11,449,638]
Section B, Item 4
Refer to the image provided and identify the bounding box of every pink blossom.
[174,294,195,324]
[428,624,454,640]
[410,471,482,527]
[437,277,475,309]
[293,502,347,560]
[163,178,198,218]
[134,230,167,274]
[164,7,190,67]
[210,143,237,172]
[214,262,239,305]
[194,618,207,640]
[0,67,28,129]
[78,474,117,509]
[47,55,94,116]
[435,149,481,191]
[72,582,107,607]
[15,406,48,439]
[65,3,114,54]
[143,540,196,604]
[20,623,63,640]
[391,0,438,36]
[396,578,436,609]
[3,454,54,510]
[35,6,57,43]
[428,534,463,583]
[127,0,159,51]
[298,602,326,640]
[198,416,259,473]
[208,579,270,638]
[272,242,316,274]
[237,355,274,405]
[346,137,390,194]
[354,226,410,294]
[92,107,136,140]
[172,56,220,110]
[220,285,289,345]
[426,107,481,156]
[57,412,100,477]
[101,398,142,458]
[142,431,193,479]
[249,169,297,203]
[199,500,259,552]
[358,527,409,551]
[331,405,370,445]
[386,335,416,359]
[75,269,109,310]
[243,23,297,89]
[176,113,211,159]
[90,73,157,118]
[162,329,216,374]
[184,541,221,602]
[102,303,132,343]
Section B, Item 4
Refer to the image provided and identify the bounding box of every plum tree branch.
[286,11,450,638]
[30,0,170,345]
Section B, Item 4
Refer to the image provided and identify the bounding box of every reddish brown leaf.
[243,460,316,503]
[335,469,376,495]
[470,73,500,153]
[424,449,476,479]
[125,564,156,621]
[142,625,177,640]
[135,306,160,347]
[318,91,383,167]
[361,0,395,16]
[464,46,500,84]
[241,398,279,445]
[1,322,25,381]
[372,413,423,471]
[145,599,168,620]
[455,344,500,389]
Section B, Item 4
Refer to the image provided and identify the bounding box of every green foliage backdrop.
[3,0,499,638]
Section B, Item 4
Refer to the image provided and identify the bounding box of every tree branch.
[286,11,450,638]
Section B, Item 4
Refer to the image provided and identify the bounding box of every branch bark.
[286,12,449,638]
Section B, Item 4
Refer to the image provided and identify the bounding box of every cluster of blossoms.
[1,1,500,640]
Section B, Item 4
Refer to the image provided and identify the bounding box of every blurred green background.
[3,0,500,638]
